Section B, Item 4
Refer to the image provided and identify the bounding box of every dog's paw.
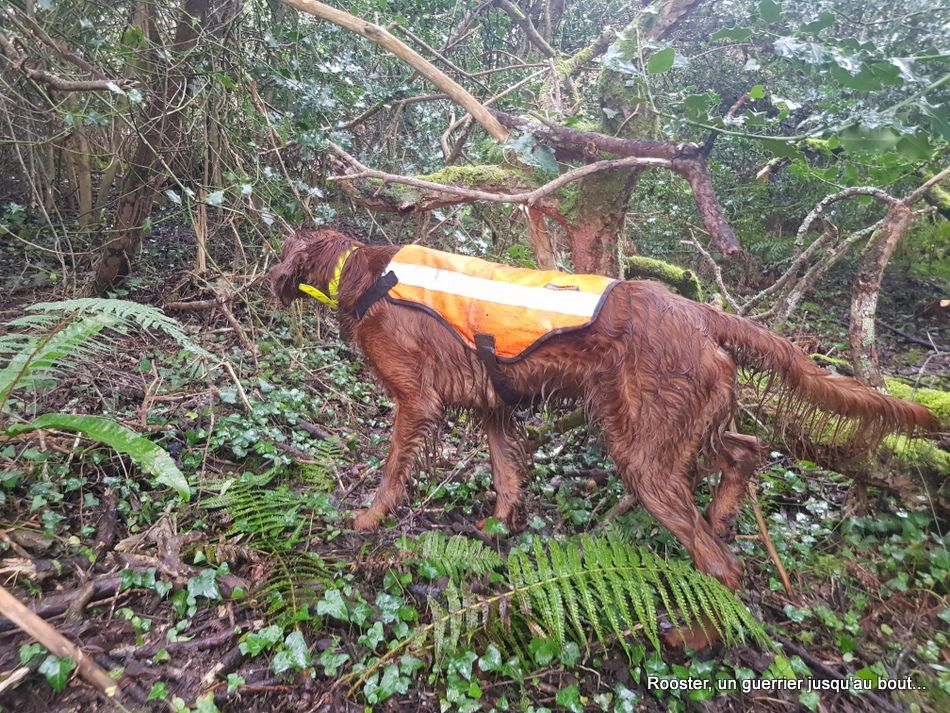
[712,519,737,543]
[352,509,382,531]
[660,615,720,651]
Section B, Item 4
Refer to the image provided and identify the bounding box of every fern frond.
[4,412,190,500]
[0,315,114,402]
[24,298,212,358]
[405,531,503,581]
[411,535,770,665]
[201,470,335,550]
[259,550,335,619]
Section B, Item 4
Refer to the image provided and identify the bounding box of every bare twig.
[747,484,793,594]
[682,237,739,310]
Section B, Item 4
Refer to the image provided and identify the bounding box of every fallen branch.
[0,576,122,632]
[329,141,671,206]
[0,584,120,701]
[747,484,793,594]
[492,111,742,255]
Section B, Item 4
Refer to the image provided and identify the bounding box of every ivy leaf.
[316,588,349,621]
[711,27,753,42]
[148,682,169,700]
[759,0,783,24]
[357,620,385,650]
[838,125,900,154]
[647,48,675,74]
[319,649,349,676]
[798,12,835,35]
[556,684,584,713]
[272,631,311,673]
[505,134,559,177]
[204,190,225,207]
[19,643,47,664]
[749,84,766,100]
[38,655,76,692]
[187,569,221,601]
[238,624,283,656]
[896,133,932,160]
[193,692,220,713]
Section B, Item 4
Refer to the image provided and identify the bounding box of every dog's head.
[270,229,359,306]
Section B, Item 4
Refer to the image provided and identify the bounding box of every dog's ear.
[270,233,311,306]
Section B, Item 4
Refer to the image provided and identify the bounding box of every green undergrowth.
[4,306,948,711]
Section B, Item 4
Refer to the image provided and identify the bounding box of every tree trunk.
[90,0,211,295]
[526,207,556,269]
[563,0,699,276]
[569,168,641,275]
[848,202,914,387]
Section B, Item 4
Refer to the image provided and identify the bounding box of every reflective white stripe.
[384,260,602,317]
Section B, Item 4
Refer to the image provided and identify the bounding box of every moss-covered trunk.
[569,167,641,276]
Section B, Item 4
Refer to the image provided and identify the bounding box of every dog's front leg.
[353,400,440,531]
[481,415,525,529]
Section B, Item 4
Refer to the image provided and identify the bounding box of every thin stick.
[747,484,793,594]
[222,362,253,413]
[0,584,120,701]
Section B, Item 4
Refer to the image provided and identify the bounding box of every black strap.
[474,333,525,406]
[355,270,398,319]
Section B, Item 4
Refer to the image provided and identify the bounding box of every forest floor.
[0,231,948,713]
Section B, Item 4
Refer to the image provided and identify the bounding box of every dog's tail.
[706,308,938,447]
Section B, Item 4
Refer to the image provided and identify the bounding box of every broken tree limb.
[279,0,509,141]
[0,584,120,700]
[492,111,742,256]
[328,141,672,206]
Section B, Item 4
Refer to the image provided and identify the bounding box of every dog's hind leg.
[594,350,744,592]
[353,399,442,531]
[481,414,525,529]
[706,432,765,542]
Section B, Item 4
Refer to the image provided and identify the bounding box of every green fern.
[403,531,504,581]
[4,413,190,500]
[202,469,336,549]
[0,298,211,405]
[18,298,212,358]
[258,550,336,618]
[0,315,113,403]
[201,467,341,621]
[416,531,769,665]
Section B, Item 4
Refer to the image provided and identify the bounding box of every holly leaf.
[838,125,900,154]
[505,134,559,177]
[799,12,835,35]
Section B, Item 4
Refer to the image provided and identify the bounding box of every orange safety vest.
[374,244,618,362]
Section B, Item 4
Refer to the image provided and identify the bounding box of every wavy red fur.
[271,229,938,598]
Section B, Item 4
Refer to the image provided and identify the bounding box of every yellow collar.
[298,247,355,309]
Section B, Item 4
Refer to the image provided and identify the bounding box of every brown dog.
[271,229,937,592]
